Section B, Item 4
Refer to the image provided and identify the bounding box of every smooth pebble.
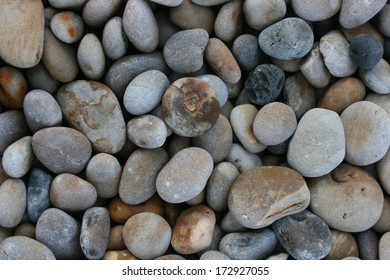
[0,236,55,260]
[2,136,33,179]
[0,179,26,228]
[27,168,52,223]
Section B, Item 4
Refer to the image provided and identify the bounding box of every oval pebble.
[0,179,26,228]
[291,0,341,21]
[2,136,33,179]
[350,34,384,70]
[82,0,122,27]
[50,11,84,44]
[356,230,379,260]
[378,149,390,195]
[197,74,229,107]
[359,59,390,94]
[0,110,29,155]
[0,66,28,109]
[102,17,128,61]
[0,236,55,260]
[127,115,167,149]
[243,0,286,31]
[214,0,243,44]
[77,33,105,80]
[232,34,266,72]
[48,0,87,9]
[27,168,52,223]
[379,232,390,260]
[339,0,387,29]
[107,225,125,251]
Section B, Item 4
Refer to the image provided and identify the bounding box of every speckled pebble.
[378,4,390,37]
[50,11,84,44]
[127,115,167,149]
[0,236,55,260]
[339,0,387,29]
[214,0,243,44]
[232,34,266,72]
[27,168,52,223]
[0,179,26,228]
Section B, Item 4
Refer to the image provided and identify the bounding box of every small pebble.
[107,225,125,251]
[377,4,390,37]
[355,230,379,260]
[0,179,26,228]
[214,0,243,44]
[77,33,106,80]
[291,0,341,21]
[350,34,384,70]
[149,0,183,7]
[232,34,266,72]
[0,111,29,155]
[0,66,28,109]
[25,62,60,94]
[82,0,122,28]
[379,232,390,260]
[226,143,262,172]
[197,74,229,107]
[102,17,128,61]
[243,0,286,31]
[2,136,33,179]
[339,0,387,29]
[359,58,390,94]
[27,168,52,223]
[127,115,167,149]
[220,211,248,233]
[300,43,331,88]
[373,195,390,233]
[200,250,231,260]
[50,11,84,44]
[0,236,55,260]
[325,229,359,260]
[267,253,289,260]
[14,222,35,239]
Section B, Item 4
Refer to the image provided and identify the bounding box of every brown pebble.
[107,225,126,251]
[0,66,28,109]
[325,229,359,260]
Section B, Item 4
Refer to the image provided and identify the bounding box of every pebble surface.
[0,236,55,260]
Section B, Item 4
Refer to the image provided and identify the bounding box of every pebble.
[325,230,359,260]
[300,43,331,88]
[167,134,191,157]
[14,223,35,239]
[379,232,390,260]
[341,101,390,166]
[155,254,186,260]
[48,0,87,9]
[82,0,122,28]
[0,66,28,109]
[319,30,358,77]
[291,0,341,21]
[80,207,110,260]
[339,0,387,29]
[77,33,106,80]
[214,0,243,44]
[2,136,33,178]
[226,143,262,172]
[192,0,230,5]
[317,77,366,114]
[119,148,169,205]
[359,59,390,94]
[102,250,138,260]
[0,0,44,68]
[0,227,13,242]
[271,57,303,73]
[308,163,384,232]
[57,80,126,154]
[287,108,345,177]
[267,253,289,260]
[107,225,125,251]
[253,102,297,146]
[378,4,390,37]
[197,224,225,255]
[0,179,26,228]
[365,92,390,116]
[342,22,385,45]
[219,229,278,260]
[373,195,390,232]
[200,250,231,260]
[171,205,215,254]
[35,208,82,259]
[356,230,379,260]
[32,127,92,174]
[232,34,266,72]
[102,17,128,61]
[273,210,332,260]
[0,110,29,155]
[349,34,383,70]
[0,236,55,260]
[150,0,183,6]
[25,62,60,94]
[127,115,167,149]
[229,166,310,229]
[27,168,52,223]
[155,9,180,49]
[220,211,248,233]
[197,74,229,107]
[50,11,84,44]
[123,212,172,260]
[23,89,62,133]
[378,149,390,195]
[192,114,233,163]
[243,0,286,31]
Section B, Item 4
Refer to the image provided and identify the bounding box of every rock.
[50,11,84,44]
[360,59,390,94]
[272,210,332,260]
[0,110,29,155]
[107,225,125,251]
[155,254,186,260]
[291,0,341,21]
[82,0,122,27]
[77,33,105,80]
[228,166,310,229]
[355,230,379,260]
[350,34,383,70]
[0,66,28,109]
[253,102,297,146]
[80,207,110,260]
[325,230,359,260]
[200,250,231,260]
[379,232,390,260]
[214,0,243,44]
[155,9,180,49]
[0,179,26,228]
[243,0,286,31]
[339,0,387,29]
[56,80,126,154]
[378,148,390,195]
[149,0,183,6]
[219,229,278,260]
[167,134,191,157]
[123,0,159,53]
[365,92,390,116]
[259,17,314,60]
[308,163,384,232]
[232,34,267,72]
[127,115,167,149]
[102,250,138,260]
[300,43,331,88]
[171,205,215,254]
[197,74,229,107]
[102,17,128,61]
[378,4,390,37]
[271,57,303,73]
[341,101,390,166]
[197,224,225,255]
[0,227,13,242]
[245,64,285,106]
[32,127,92,174]
[191,0,229,5]
[25,62,60,94]
[123,212,171,259]
[48,0,87,9]
[14,223,35,239]
[220,211,248,233]
[0,236,55,260]
[0,0,44,68]
[287,108,345,177]
[2,136,33,178]
[373,195,390,233]
[27,168,52,223]
[156,147,213,203]
[35,208,82,259]
[50,173,97,212]
[119,148,169,205]
[226,143,262,172]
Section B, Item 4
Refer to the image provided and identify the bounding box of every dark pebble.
[349,34,384,70]
[355,229,379,260]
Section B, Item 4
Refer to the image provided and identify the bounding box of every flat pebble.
[0,179,26,228]
[25,62,60,94]
[226,143,262,172]
[229,166,310,229]
[80,207,110,260]
[300,43,331,88]
[341,101,390,166]
[378,149,390,195]
[339,0,387,29]
[0,110,29,155]
[102,17,128,61]
[35,208,82,259]
[123,212,171,260]
[350,34,383,70]
[197,74,229,107]
[356,230,379,260]
[378,4,390,37]
[325,230,359,260]
[0,66,28,109]
[200,250,231,260]
[82,0,122,27]
[308,163,384,232]
[373,195,390,233]
[107,225,125,251]
[2,136,33,178]
[0,236,55,260]
[272,210,332,260]
[77,33,105,80]
[50,11,84,44]
[291,0,341,21]
[379,232,390,260]
[243,0,286,31]
[359,59,390,94]
[287,108,345,177]
[232,34,266,72]
[219,229,278,260]
[214,0,243,44]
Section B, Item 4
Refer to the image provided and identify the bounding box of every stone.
[245,64,285,106]
[360,59,390,94]
[267,253,289,260]
[243,0,286,31]
[2,136,33,178]
[123,0,159,53]
[220,211,248,233]
[25,62,60,94]
[197,74,229,107]
[156,147,213,203]
[155,254,186,260]
[342,22,385,45]
[325,230,359,260]
[0,227,13,242]
[341,101,390,166]
[226,143,262,172]
[350,34,383,70]
[35,208,82,259]
[200,250,231,260]
[48,0,87,9]
[171,205,215,254]
[32,127,92,174]
[373,195,390,233]
[365,92,390,116]
[167,134,191,157]
[0,179,26,228]
[300,43,331,88]
[124,70,169,116]
[258,17,314,60]
[191,0,230,5]
[123,212,171,260]
[0,0,44,68]
[50,173,97,212]
[229,166,310,229]
[14,223,34,239]
[0,236,55,260]
[308,163,384,232]
[161,77,220,137]
[23,89,63,133]
[82,0,122,27]
[232,34,267,72]
[214,0,243,44]
[80,207,110,260]
[271,57,303,73]
[50,11,84,44]
[102,250,138,260]
[0,66,28,109]
[378,149,390,195]
[219,229,278,260]
[379,232,390,260]
[355,230,379,260]
[272,210,332,260]
[77,33,106,80]
[291,0,341,21]
[0,110,29,155]
[119,148,169,205]
[197,224,225,255]
[102,17,128,61]
[378,4,390,37]
[127,115,167,149]
[150,0,183,6]
[0,159,9,186]
[27,168,52,223]
[287,108,345,177]
[155,9,180,49]
[339,0,387,29]
[107,225,125,251]
[56,80,126,154]
[253,102,297,146]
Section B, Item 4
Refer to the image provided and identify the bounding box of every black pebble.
[349,34,384,70]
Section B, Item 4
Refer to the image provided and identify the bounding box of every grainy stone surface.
[0,179,26,228]
[360,59,390,94]
[356,230,379,260]
[77,33,105,80]
[244,0,286,31]
[50,11,84,44]
[2,136,33,179]
[339,0,387,29]
[226,143,262,172]
[27,168,52,223]
[0,236,55,260]
[0,110,29,155]
[379,232,390,260]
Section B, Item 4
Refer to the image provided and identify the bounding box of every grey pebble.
[191,0,230,5]
[197,74,229,107]
[50,11,84,44]
[0,179,26,228]
[77,33,105,80]
[14,222,35,239]
[167,134,191,157]
[27,168,52,223]
[102,17,128,61]
[0,110,29,155]
[0,236,55,260]
[350,34,383,70]
[226,143,262,172]
[48,0,87,9]
[355,229,379,260]
[214,0,243,44]
[25,62,60,94]
[291,0,341,21]
[378,4,390,37]
[243,0,286,31]
[365,92,390,116]
[200,250,231,260]
[339,0,387,29]
[360,58,390,94]
[232,34,267,72]
[155,9,180,48]
[2,136,33,179]
[149,0,183,7]
[127,115,167,149]
[82,0,122,27]
[197,225,225,256]
[220,211,248,233]
[379,232,390,260]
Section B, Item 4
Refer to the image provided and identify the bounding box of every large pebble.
[171,205,215,254]
[82,0,122,27]
[123,212,171,260]
[359,59,390,94]
[272,210,332,260]
[300,43,331,88]
[214,0,243,44]
[350,34,383,70]
[56,80,126,154]
[228,166,310,229]
[287,108,345,177]
[339,0,387,29]
[50,11,84,44]
[0,66,28,109]
[0,110,29,155]
[219,229,277,260]
[102,17,128,61]
[156,147,213,203]
[291,0,341,21]
[232,34,266,72]
[2,136,33,178]
[0,236,55,260]
[27,168,52,223]
[325,230,359,260]
[373,195,390,233]
[32,127,92,174]
[379,232,390,260]
[119,148,169,205]
[226,143,262,172]
[243,0,286,31]
[0,179,26,228]
[341,101,390,166]
[35,208,82,259]
[77,33,105,80]
[0,0,44,68]
[308,163,384,232]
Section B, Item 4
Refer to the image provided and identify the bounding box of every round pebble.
[50,11,84,44]
[232,34,266,72]
[2,136,33,178]
[77,33,106,80]
[191,0,229,5]
[0,179,26,228]
[243,0,286,31]
[149,0,183,6]
[350,34,384,70]
[0,236,55,260]
[379,232,390,260]
[325,230,359,260]
[82,0,122,28]
[359,59,390,94]
[339,0,387,29]
[0,66,28,109]
[291,0,341,21]
[102,17,128,61]
[0,110,29,155]
[127,115,167,149]
[27,168,52,223]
